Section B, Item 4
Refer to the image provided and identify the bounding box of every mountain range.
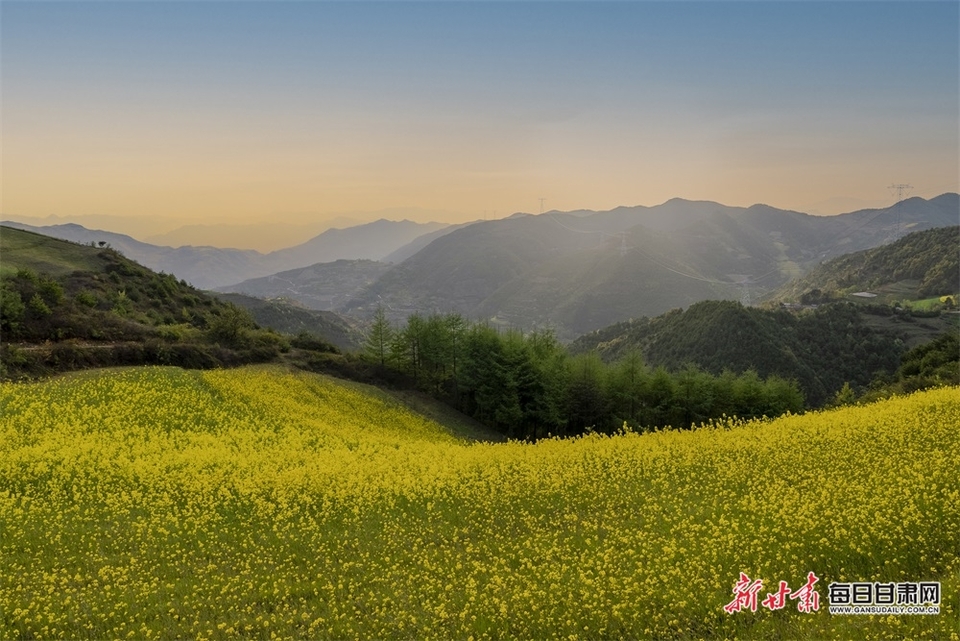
[337,194,958,338]
[0,219,447,290]
[5,193,957,339]
[567,225,959,406]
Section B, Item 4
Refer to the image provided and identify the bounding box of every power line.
[542,211,615,237]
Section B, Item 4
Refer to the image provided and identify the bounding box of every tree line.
[365,308,804,440]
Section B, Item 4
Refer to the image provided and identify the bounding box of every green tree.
[0,283,25,338]
[445,313,467,403]
[565,353,610,435]
[112,290,132,317]
[365,305,393,367]
[524,329,568,438]
[760,375,805,416]
[673,365,715,428]
[643,366,677,429]
[829,382,857,408]
[608,350,647,429]
[709,370,738,418]
[28,293,52,317]
[404,313,425,383]
[37,279,64,305]
[208,303,254,347]
[460,324,510,427]
[419,314,453,393]
[733,370,766,419]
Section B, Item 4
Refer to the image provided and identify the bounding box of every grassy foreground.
[1,365,957,640]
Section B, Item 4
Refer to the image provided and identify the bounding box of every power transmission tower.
[539,198,546,214]
[888,183,912,239]
[740,280,752,307]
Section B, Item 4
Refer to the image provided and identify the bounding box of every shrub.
[291,331,340,354]
[75,291,98,308]
[28,294,52,317]
[38,279,64,305]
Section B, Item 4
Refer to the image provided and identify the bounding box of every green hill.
[212,292,365,352]
[0,224,110,276]
[570,300,911,406]
[0,226,291,378]
[772,226,959,304]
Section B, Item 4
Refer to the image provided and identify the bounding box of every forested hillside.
[570,300,911,406]
[212,293,365,353]
[773,226,959,302]
[0,227,333,379]
[853,331,960,403]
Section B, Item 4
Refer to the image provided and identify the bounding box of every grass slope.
[0,224,106,276]
[1,365,957,639]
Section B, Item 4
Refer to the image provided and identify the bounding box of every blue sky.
[3,1,957,229]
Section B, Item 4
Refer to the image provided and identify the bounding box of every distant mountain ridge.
[143,219,360,252]
[0,219,447,289]
[6,194,956,339]
[338,193,958,339]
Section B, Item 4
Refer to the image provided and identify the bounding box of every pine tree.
[365,305,392,367]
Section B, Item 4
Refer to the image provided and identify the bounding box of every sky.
[2,1,958,243]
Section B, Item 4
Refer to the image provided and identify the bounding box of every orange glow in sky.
[3,2,957,240]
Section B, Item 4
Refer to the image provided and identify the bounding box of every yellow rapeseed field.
[1,365,957,639]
